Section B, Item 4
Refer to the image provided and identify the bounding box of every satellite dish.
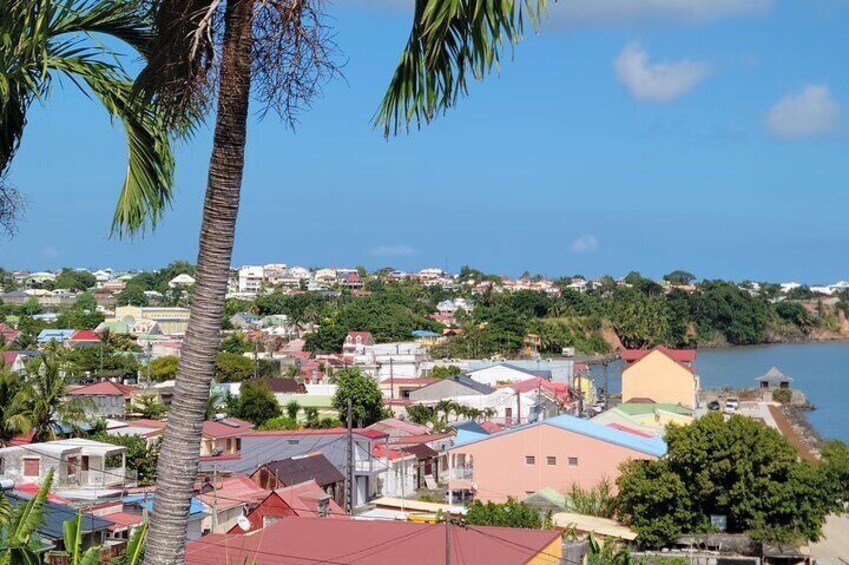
[236,515,251,532]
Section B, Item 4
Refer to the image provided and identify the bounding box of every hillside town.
[0,263,847,564]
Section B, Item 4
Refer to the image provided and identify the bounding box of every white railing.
[447,465,473,480]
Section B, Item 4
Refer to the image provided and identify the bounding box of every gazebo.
[756,366,793,389]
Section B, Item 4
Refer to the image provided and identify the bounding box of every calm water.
[588,342,849,442]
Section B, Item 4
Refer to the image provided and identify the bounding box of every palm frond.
[374,0,548,136]
[8,469,53,546]
[124,520,147,565]
[51,0,155,58]
[49,53,175,236]
[133,0,218,129]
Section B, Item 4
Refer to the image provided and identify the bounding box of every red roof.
[14,483,71,503]
[606,423,654,438]
[479,421,504,434]
[70,329,101,342]
[67,380,137,399]
[195,475,268,511]
[391,432,453,445]
[202,418,255,439]
[187,517,562,565]
[103,511,145,531]
[621,345,696,364]
[367,418,430,436]
[245,428,388,440]
[499,377,572,403]
[345,331,373,342]
[1,351,20,368]
[274,480,347,518]
[128,419,167,429]
[380,377,438,386]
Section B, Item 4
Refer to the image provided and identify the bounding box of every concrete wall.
[622,350,698,408]
[451,423,657,503]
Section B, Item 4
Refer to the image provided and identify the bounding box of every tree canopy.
[331,368,386,427]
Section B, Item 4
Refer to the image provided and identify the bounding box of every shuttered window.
[23,458,39,477]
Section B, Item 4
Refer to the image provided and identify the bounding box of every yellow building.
[112,305,191,336]
[621,346,699,409]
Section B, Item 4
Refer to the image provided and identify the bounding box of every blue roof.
[449,414,667,458]
[123,494,208,518]
[7,493,113,539]
[37,329,75,343]
[411,330,441,338]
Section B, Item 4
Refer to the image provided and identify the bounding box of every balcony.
[447,464,473,481]
[354,458,388,475]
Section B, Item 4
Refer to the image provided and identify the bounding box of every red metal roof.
[70,329,101,342]
[187,517,562,565]
[379,377,438,386]
[202,418,255,439]
[195,475,268,511]
[67,380,136,398]
[606,423,654,438]
[621,345,696,363]
[102,511,144,531]
[246,427,388,440]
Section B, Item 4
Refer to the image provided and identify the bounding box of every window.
[568,457,579,467]
[0,457,4,475]
[546,456,557,466]
[23,458,39,477]
[67,456,79,476]
[525,456,535,465]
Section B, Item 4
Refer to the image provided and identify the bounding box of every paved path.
[809,514,849,563]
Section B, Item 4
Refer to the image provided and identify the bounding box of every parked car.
[707,400,721,411]
[724,398,739,414]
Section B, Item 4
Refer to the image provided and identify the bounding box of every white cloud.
[570,235,599,254]
[765,84,841,139]
[614,43,711,102]
[370,244,417,257]
[546,0,772,27]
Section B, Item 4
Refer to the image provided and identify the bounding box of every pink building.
[447,414,667,503]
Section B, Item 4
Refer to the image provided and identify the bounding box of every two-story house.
[0,439,129,501]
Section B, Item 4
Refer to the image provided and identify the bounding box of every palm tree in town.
[136,1,550,561]
[16,355,92,442]
[0,0,176,237]
[0,365,28,444]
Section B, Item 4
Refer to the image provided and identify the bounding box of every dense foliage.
[465,498,548,529]
[230,380,281,425]
[331,368,386,427]
[616,412,848,548]
[92,432,161,485]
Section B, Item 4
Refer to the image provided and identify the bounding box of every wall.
[622,351,698,408]
[451,423,658,502]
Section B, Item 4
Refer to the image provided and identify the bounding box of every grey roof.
[259,453,345,488]
[446,374,495,395]
[756,366,793,383]
[499,363,552,379]
[6,492,113,540]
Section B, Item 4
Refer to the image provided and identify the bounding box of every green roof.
[526,487,567,509]
[275,393,334,409]
[616,403,693,416]
[99,321,130,334]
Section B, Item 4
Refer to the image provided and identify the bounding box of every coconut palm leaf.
[6,470,53,548]
[375,0,549,136]
[0,0,175,236]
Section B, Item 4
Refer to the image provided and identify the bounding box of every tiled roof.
[186,517,563,565]
[259,378,306,393]
[69,329,101,342]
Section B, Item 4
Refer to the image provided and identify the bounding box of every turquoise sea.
[589,341,849,442]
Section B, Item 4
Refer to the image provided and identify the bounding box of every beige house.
[620,346,699,409]
[111,305,191,335]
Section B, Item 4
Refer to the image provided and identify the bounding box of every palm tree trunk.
[143,1,254,563]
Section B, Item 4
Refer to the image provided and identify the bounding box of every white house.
[238,265,265,294]
[168,273,196,288]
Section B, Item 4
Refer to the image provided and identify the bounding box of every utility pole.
[389,358,394,402]
[211,465,219,531]
[516,390,521,425]
[253,325,260,380]
[603,359,610,410]
[444,512,451,565]
[346,397,353,514]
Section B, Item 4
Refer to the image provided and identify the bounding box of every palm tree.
[0,0,176,236]
[0,365,28,445]
[0,469,54,565]
[16,355,92,442]
[138,1,549,561]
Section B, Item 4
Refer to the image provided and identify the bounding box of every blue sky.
[3,0,848,283]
